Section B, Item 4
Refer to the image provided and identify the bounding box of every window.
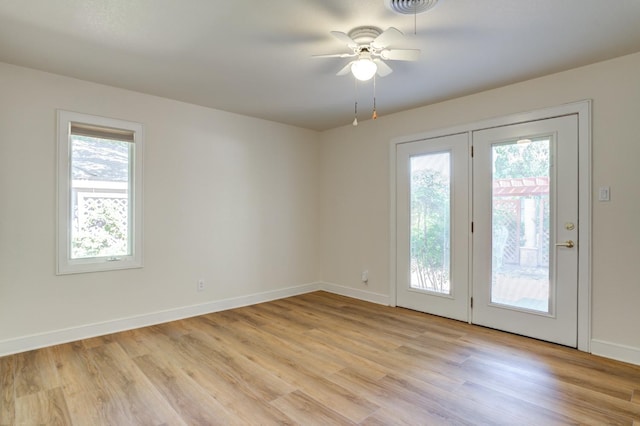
[57,110,143,274]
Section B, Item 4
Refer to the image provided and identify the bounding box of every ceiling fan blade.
[336,61,355,76]
[312,53,357,59]
[330,31,358,48]
[371,27,405,49]
[380,48,421,61]
[374,59,393,77]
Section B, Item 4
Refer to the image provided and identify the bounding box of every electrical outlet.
[197,279,205,292]
[361,270,369,284]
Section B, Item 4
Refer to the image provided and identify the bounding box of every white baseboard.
[590,339,640,366]
[319,281,390,306]
[0,282,322,357]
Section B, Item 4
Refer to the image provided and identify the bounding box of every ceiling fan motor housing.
[385,0,439,15]
[347,27,383,45]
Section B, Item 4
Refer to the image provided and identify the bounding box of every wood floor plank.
[380,372,524,425]
[133,353,236,425]
[211,316,347,378]
[50,342,116,425]
[14,387,72,426]
[278,296,425,340]
[88,342,184,425]
[38,347,64,391]
[180,330,296,402]
[304,328,466,391]
[458,355,640,424]
[328,367,472,425]
[132,321,295,424]
[397,337,473,365]
[454,380,581,425]
[246,301,318,331]
[0,355,15,425]
[108,327,154,359]
[271,390,355,426]
[302,312,405,351]
[196,319,380,423]
[360,405,466,426]
[13,350,44,398]
[461,332,640,400]
[2,291,640,425]
[259,321,391,380]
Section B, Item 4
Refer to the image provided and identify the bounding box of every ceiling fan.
[314,26,420,81]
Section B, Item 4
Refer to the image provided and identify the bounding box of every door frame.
[389,100,591,351]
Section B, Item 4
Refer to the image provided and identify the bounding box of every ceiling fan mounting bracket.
[347,27,383,45]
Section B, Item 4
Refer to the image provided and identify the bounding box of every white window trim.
[57,110,144,274]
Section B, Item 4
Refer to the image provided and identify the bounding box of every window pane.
[70,135,132,259]
[491,138,551,312]
[410,152,451,295]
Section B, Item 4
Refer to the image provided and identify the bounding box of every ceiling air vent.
[385,0,439,15]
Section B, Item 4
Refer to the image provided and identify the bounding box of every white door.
[396,133,470,321]
[472,115,579,347]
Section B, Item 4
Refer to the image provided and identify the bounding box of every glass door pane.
[410,152,451,295]
[491,138,551,313]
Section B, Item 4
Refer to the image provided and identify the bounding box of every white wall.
[2,52,640,364]
[0,63,320,354]
[319,52,640,364]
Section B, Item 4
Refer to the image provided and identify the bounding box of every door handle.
[555,240,575,248]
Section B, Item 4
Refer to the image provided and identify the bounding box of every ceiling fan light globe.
[351,59,377,81]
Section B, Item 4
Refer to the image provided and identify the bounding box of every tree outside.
[410,158,450,294]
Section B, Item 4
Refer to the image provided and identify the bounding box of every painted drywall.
[319,52,640,360]
[0,62,320,347]
[1,51,639,363]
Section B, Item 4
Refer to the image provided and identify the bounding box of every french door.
[396,133,470,322]
[472,115,578,347]
[395,114,579,347]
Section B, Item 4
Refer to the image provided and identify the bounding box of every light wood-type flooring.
[2,291,640,425]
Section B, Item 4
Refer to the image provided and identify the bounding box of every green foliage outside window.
[72,198,129,259]
[410,168,450,292]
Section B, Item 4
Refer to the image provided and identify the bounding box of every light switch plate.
[598,186,610,201]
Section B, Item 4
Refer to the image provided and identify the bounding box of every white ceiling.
[1,0,640,131]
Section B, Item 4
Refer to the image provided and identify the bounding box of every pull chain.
[353,78,359,126]
[372,75,378,120]
[414,0,417,35]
